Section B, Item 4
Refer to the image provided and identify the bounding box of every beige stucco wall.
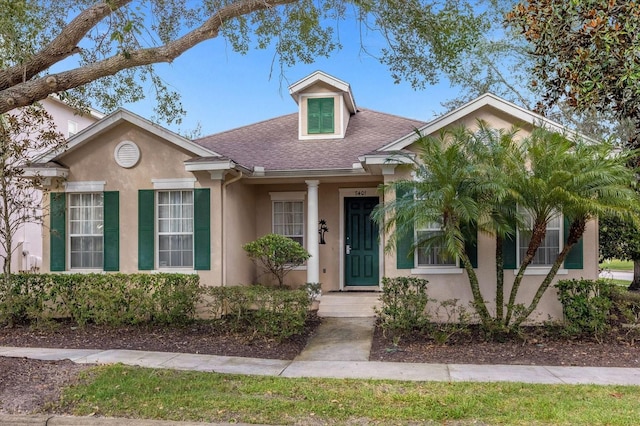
[42,123,222,286]
[223,180,257,286]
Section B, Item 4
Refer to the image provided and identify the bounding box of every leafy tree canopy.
[507,0,640,144]
[0,0,488,124]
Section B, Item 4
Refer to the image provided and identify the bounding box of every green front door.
[345,197,379,286]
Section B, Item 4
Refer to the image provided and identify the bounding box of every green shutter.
[395,188,414,269]
[138,190,155,270]
[50,192,66,272]
[103,191,119,271]
[503,233,517,269]
[564,217,583,269]
[461,222,478,269]
[193,188,211,270]
[308,98,334,134]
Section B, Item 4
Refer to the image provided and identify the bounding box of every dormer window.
[289,71,357,140]
[308,98,334,134]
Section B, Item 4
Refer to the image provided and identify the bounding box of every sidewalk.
[3,316,640,385]
[2,317,640,425]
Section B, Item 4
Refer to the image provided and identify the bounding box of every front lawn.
[600,259,634,271]
[58,364,640,425]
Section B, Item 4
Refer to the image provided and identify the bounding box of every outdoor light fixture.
[318,219,328,244]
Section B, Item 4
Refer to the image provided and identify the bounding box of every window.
[308,98,334,134]
[518,209,561,266]
[416,223,457,267]
[273,200,304,246]
[69,193,104,269]
[67,120,78,137]
[157,190,193,268]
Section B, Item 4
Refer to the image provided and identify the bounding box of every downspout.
[221,171,243,286]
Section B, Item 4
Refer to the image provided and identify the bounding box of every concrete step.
[318,293,382,318]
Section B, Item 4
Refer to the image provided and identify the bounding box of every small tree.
[599,215,640,291]
[0,104,65,278]
[243,234,310,287]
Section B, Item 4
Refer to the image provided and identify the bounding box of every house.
[30,71,597,321]
[3,96,102,273]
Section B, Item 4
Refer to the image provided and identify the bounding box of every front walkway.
[2,317,640,385]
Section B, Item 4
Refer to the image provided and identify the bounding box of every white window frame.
[68,192,104,270]
[156,189,194,269]
[270,192,306,247]
[67,120,78,137]
[516,208,568,275]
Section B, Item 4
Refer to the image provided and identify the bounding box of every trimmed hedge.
[0,273,201,327]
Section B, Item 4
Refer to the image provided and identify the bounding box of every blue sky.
[117,26,458,137]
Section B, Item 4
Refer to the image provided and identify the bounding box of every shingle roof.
[194,109,426,171]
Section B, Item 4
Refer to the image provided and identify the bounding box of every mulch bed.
[370,324,640,367]
[2,316,640,414]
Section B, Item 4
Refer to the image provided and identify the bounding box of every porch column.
[306,180,320,284]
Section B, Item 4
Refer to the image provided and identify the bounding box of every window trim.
[64,181,106,193]
[298,93,345,140]
[155,189,195,270]
[67,192,104,271]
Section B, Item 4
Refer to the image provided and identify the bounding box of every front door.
[345,197,379,286]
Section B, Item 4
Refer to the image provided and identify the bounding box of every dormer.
[288,71,357,140]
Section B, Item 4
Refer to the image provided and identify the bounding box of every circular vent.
[114,140,140,168]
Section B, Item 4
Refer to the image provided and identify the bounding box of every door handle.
[345,244,351,255]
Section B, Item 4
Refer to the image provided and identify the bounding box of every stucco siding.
[223,180,257,286]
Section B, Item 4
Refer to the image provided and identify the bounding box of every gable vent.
[114,140,140,168]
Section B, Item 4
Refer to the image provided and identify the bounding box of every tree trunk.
[628,260,640,292]
[505,222,547,325]
[495,235,504,322]
[460,251,492,326]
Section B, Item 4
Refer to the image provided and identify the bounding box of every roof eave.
[378,93,589,152]
[36,108,220,163]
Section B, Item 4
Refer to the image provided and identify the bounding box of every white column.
[306,180,320,284]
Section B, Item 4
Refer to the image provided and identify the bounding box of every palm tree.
[506,129,639,327]
[374,127,496,325]
[376,124,640,331]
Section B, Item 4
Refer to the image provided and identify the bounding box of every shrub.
[205,285,312,341]
[609,286,640,336]
[243,234,310,287]
[429,298,473,344]
[556,278,613,340]
[375,276,430,340]
[0,273,202,327]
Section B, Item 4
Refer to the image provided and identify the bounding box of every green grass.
[58,364,640,425]
[603,278,632,287]
[600,259,634,271]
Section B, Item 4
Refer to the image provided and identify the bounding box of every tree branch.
[0,0,298,114]
[0,0,133,92]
